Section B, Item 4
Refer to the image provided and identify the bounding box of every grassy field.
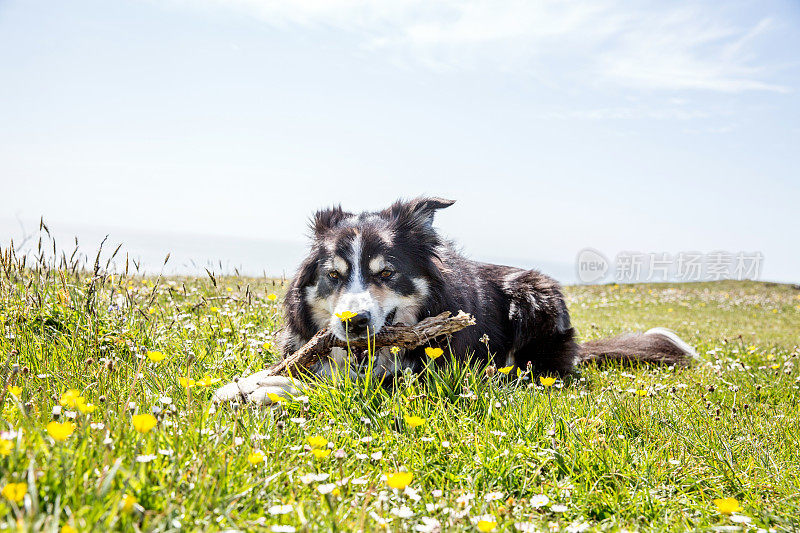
[1,246,799,531]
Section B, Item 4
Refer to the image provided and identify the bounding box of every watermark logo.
[575,249,763,284]
[576,248,610,283]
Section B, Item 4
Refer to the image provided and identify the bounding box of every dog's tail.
[579,327,698,366]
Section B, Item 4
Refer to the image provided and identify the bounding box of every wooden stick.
[268,310,475,377]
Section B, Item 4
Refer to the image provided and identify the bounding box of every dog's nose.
[349,311,372,334]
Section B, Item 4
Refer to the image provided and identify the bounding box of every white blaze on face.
[330,234,383,339]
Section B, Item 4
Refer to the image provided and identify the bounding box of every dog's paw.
[212,372,302,405]
[212,381,243,402]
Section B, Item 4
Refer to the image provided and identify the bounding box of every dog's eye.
[328,271,340,280]
[378,269,395,280]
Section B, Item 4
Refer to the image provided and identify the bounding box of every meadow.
[1,242,799,532]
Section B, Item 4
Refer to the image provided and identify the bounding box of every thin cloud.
[166,0,790,93]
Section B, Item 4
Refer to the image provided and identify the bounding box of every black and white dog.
[214,197,695,403]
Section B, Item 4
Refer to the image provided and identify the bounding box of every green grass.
[1,246,800,531]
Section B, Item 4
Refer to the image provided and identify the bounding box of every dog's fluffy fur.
[214,197,696,403]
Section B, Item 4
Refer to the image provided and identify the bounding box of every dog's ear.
[311,205,352,235]
[290,252,318,289]
[385,197,455,227]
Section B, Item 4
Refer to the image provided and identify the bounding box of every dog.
[214,197,696,403]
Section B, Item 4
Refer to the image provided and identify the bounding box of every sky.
[0,0,798,282]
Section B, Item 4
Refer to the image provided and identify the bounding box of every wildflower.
[248,451,265,465]
[484,491,504,502]
[122,494,138,513]
[317,483,338,495]
[267,293,278,301]
[539,376,556,387]
[60,526,78,533]
[386,472,413,489]
[476,516,497,532]
[498,366,513,375]
[312,449,331,459]
[196,375,222,387]
[178,377,196,388]
[76,397,97,414]
[0,439,12,456]
[146,351,166,362]
[307,435,328,448]
[713,497,742,515]
[131,414,157,434]
[425,347,443,359]
[136,454,157,463]
[530,494,550,508]
[730,514,752,524]
[47,421,75,441]
[391,505,414,518]
[267,392,286,404]
[336,310,357,321]
[7,385,21,396]
[60,389,81,408]
[299,473,329,484]
[404,415,426,428]
[550,504,568,513]
[2,482,26,503]
[390,346,401,355]
[268,503,293,515]
[635,389,648,397]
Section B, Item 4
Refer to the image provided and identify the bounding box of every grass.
[1,240,800,532]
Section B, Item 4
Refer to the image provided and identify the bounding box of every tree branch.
[268,310,475,377]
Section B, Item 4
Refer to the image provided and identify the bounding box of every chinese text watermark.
[576,249,763,284]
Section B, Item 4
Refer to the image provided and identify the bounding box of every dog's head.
[286,197,454,343]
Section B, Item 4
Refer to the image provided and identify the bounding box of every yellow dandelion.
[425,347,443,359]
[336,310,357,322]
[0,439,12,456]
[385,471,413,489]
[267,293,278,301]
[248,451,265,465]
[713,497,742,515]
[47,421,75,441]
[59,389,81,408]
[131,414,157,434]
[60,526,78,533]
[146,350,166,362]
[7,385,22,396]
[477,518,497,532]
[312,448,331,459]
[178,377,196,388]
[267,392,286,404]
[121,494,137,513]
[76,397,98,414]
[390,346,401,355]
[307,435,328,448]
[498,366,513,375]
[1,482,26,503]
[404,415,426,428]
[196,375,222,387]
[539,376,556,387]
[636,389,649,397]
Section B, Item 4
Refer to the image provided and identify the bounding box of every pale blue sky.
[1,0,798,282]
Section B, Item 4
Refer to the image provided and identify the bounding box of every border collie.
[214,197,696,403]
